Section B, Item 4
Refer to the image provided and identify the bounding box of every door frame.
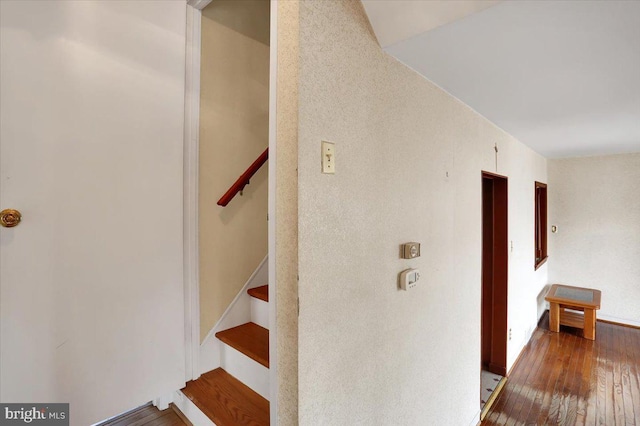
[267,1,279,425]
[480,171,508,378]
[182,8,279,424]
[183,0,212,383]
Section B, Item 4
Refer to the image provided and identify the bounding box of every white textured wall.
[295,1,547,424]
[549,153,640,326]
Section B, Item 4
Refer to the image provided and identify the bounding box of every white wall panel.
[0,2,186,424]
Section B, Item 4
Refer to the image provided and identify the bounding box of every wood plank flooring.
[98,404,187,426]
[482,312,640,426]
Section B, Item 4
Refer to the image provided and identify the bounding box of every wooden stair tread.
[247,285,268,302]
[182,368,269,426]
[216,322,269,368]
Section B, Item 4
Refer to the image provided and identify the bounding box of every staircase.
[182,285,270,425]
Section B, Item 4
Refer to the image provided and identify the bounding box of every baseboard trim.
[93,403,153,426]
[507,333,533,377]
[507,348,525,377]
[507,308,547,377]
[597,314,640,329]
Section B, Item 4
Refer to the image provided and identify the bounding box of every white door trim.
[182,5,281,414]
[268,0,279,424]
[183,0,210,382]
[188,0,213,10]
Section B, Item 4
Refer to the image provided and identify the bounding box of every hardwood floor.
[482,312,640,426]
[98,404,188,426]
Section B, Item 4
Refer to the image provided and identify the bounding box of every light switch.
[322,141,335,174]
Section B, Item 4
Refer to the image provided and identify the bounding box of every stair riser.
[173,391,217,426]
[199,257,268,375]
[220,343,270,401]
[250,298,269,330]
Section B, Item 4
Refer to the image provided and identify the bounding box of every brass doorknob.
[0,209,22,228]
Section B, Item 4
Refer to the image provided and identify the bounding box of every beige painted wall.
[275,0,299,424]
[289,1,548,424]
[549,153,640,325]
[199,0,270,341]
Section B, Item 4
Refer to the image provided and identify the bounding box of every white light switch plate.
[322,141,335,174]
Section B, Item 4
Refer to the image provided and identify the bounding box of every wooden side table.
[544,284,601,340]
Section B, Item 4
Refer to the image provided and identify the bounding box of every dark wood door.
[481,172,508,377]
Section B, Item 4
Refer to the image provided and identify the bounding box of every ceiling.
[361,0,640,159]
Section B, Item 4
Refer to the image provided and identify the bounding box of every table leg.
[549,302,560,332]
[584,308,596,340]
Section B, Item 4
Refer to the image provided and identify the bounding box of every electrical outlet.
[509,328,512,340]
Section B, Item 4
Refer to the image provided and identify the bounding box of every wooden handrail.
[217,148,268,206]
